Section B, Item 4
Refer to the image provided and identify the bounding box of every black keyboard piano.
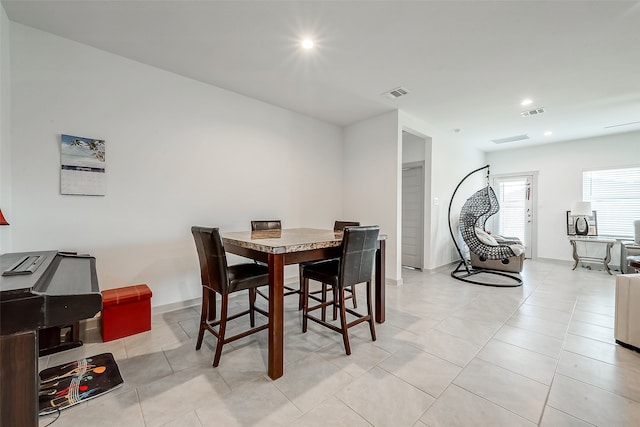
[0,250,102,427]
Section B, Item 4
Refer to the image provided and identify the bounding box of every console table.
[568,236,616,275]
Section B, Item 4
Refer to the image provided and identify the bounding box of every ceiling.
[3,0,640,152]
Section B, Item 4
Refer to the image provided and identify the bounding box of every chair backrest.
[334,221,360,231]
[339,226,380,288]
[635,220,640,244]
[251,220,282,231]
[191,226,229,294]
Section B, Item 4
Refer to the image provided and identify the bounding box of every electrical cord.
[39,407,61,426]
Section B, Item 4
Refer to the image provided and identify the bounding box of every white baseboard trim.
[152,297,201,315]
[81,316,100,332]
[386,277,403,286]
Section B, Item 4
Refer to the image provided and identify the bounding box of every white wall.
[9,23,344,307]
[400,112,486,270]
[0,3,10,253]
[402,132,425,163]
[343,111,402,284]
[487,131,640,264]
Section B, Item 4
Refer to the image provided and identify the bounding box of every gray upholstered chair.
[620,220,640,273]
[191,226,269,367]
[250,220,303,303]
[301,226,379,355]
[250,220,281,231]
[299,221,360,315]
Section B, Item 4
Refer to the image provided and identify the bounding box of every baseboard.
[81,316,101,332]
[386,277,403,286]
[151,297,201,315]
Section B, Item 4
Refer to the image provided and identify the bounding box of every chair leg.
[366,281,376,342]
[196,287,209,350]
[249,288,257,327]
[350,285,357,308]
[207,290,216,322]
[298,269,305,310]
[320,283,327,322]
[213,294,229,367]
[338,287,351,355]
[302,277,309,333]
[332,286,338,320]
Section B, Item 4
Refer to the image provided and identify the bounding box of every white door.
[491,175,534,258]
[402,163,424,269]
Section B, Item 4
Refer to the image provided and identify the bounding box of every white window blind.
[495,180,527,242]
[583,166,640,238]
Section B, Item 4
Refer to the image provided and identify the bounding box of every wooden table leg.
[267,253,284,380]
[375,239,386,323]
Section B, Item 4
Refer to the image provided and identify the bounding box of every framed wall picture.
[60,134,106,196]
[566,210,598,236]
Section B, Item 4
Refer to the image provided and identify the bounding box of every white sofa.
[615,274,640,351]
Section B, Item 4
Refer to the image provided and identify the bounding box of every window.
[493,178,528,242]
[583,166,640,238]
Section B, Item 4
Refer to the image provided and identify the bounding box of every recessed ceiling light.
[521,98,533,106]
[544,131,553,136]
[301,39,314,49]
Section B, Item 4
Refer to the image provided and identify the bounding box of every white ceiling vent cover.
[383,87,409,99]
[491,134,530,144]
[520,107,545,117]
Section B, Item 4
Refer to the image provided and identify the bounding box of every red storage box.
[101,284,152,342]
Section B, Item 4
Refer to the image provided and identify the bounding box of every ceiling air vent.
[491,134,530,144]
[383,87,409,99]
[520,107,545,117]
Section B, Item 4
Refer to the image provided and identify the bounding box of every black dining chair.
[250,220,302,303]
[301,225,379,355]
[191,226,269,367]
[299,221,360,316]
[250,220,282,231]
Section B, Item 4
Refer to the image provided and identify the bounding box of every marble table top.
[222,227,386,254]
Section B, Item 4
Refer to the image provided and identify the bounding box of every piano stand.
[0,331,38,426]
[38,322,83,357]
[1,250,101,427]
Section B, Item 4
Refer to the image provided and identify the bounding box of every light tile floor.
[38,259,640,426]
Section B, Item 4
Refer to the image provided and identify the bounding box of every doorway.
[402,162,425,269]
[491,174,536,258]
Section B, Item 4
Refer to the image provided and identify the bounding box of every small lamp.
[0,209,8,226]
[571,201,592,236]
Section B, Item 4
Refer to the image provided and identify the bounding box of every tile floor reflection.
[38,259,640,426]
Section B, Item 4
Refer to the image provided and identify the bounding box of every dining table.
[221,227,387,380]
